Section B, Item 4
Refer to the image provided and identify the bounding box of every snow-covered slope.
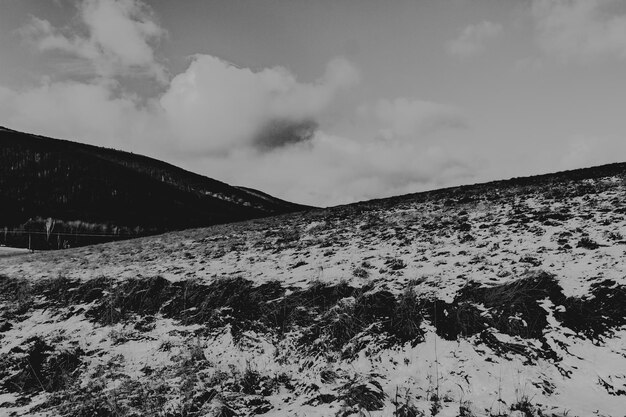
[1,165,626,416]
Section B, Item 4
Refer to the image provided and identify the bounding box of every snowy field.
[0,173,625,416]
[0,246,29,258]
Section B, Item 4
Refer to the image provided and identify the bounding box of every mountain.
[0,126,310,249]
[1,162,626,416]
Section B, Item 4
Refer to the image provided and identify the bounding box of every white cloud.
[0,66,476,206]
[0,55,361,156]
[359,98,467,140]
[202,96,473,206]
[532,0,626,61]
[2,2,477,207]
[513,56,544,72]
[446,21,503,58]
[160,55,360,154]
[0,80,161,150]
[21,0,167,80]
[191,131,476,207]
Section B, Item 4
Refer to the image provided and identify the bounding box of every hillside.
[1,162,626,416]
[0,126,309,249]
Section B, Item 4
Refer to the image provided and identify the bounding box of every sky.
[1,0,626,207]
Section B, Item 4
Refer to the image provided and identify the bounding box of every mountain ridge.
[0,126,311,249]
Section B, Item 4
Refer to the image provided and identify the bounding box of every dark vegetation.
[2,271,624,371]
[49,379,173,417]
[0,126,309,249]
[451,272,563,340]
[509,396,541,417]
[576,236,600,250]
[1,336,83,395]
[338,378,386,415]
[556,279,626,340]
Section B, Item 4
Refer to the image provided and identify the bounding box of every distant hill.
[0,126,310,249]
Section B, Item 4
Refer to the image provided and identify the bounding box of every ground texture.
[1,167,626,416]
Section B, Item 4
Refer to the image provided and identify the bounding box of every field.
[1,166,626,416]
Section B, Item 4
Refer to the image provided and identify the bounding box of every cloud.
[446,21,503,58]
[0,69,475,206]
[359,98,467,140]
[513,56,544,72]
[159,55,359,154]
[214,97,473,206]
[21,0,167,80]
[532,0,626,61]
[253,119,318,151]
[192,130,477,207]
[0,54,360,156]
[3,3,476,207]
[0,80,161,150]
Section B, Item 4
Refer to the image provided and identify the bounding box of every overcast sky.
[1,0,626,206]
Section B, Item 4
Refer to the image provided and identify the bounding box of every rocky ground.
[1,166,626,416]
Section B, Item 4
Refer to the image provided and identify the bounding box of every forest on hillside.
[0,127,307,249]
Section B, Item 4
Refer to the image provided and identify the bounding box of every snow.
[0,246,30,257]
[1,175,626,415]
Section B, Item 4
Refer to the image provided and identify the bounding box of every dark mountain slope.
[0,126,310,248]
